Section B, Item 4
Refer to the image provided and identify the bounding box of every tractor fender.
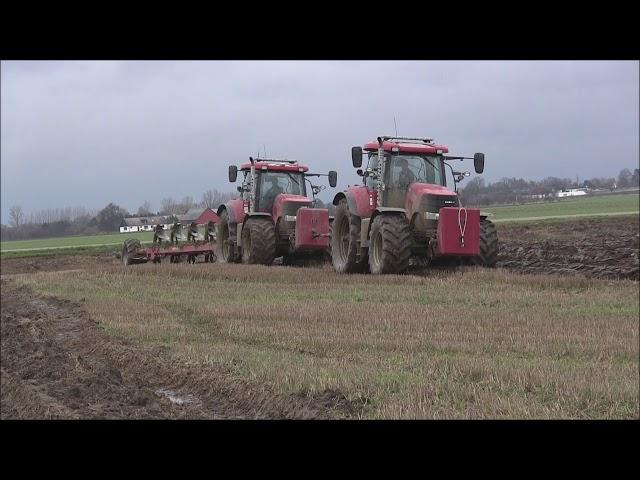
[218,199,246,225]
[332,186,375,219]
[366,207,408,240]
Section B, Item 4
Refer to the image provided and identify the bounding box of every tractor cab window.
[385,155,444,207]
[389,155,443,188]
[365,154,379,189]
[257,171,306,212]
[241,171,251,201]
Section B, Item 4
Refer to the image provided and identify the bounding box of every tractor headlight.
[285,215,297,222]
[424,212,439,220]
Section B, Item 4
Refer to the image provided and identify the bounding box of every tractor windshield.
[381,153,445,208]
[366,153,444,189]
[389,154,444,188]
[257,171,306,212]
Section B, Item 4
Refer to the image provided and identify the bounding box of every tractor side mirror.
[473,153,485,174]
[229,165,238,182]
[328,170,338,188]
[351,147,363,168]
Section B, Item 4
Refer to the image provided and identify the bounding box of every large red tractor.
[331,136,498,274]
[216,157,338,265]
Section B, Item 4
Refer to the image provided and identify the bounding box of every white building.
[554,188,587,198]
[119,216,170,233]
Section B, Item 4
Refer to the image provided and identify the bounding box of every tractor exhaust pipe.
[249,156,256,214]
[377,137,385,208]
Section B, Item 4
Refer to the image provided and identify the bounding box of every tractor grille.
[278,201,311,238]
[283,202,309,217]
[419,195,458,213]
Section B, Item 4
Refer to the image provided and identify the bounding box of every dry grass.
[15,263,639,419]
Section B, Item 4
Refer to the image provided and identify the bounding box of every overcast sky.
[1,60,638,222]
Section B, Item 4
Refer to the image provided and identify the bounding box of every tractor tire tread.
[369,214,412,274]
[242,217,276,265]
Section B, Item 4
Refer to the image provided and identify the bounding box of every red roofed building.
[195,208,219,225]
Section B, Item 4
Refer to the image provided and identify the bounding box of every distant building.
[119,216,170,233]
[176,207,219,225]
[195,208,219,225]
[554,188,587,198]
[119,208,220,233]
[176,208,206,224]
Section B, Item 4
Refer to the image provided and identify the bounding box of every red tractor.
[216,157,338,265]
[331,136,498,274]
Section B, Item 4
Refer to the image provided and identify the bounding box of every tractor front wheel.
[471,218,499,267]
[241,217,276,265]
[217,210,240,263]
[368,214,412,274]
[331,199,367,273]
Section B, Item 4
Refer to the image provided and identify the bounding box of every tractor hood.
[272,194,312,220]
[405,183,458,216]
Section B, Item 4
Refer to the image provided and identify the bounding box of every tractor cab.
[237,160,309,214]
[362,147,448,208]
[332,135,496,275]
[220,157,338,265]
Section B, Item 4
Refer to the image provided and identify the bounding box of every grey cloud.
[1,60,638,222]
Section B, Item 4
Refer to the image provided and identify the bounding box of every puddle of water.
[155,388,198,406]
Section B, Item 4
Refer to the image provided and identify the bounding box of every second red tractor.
[217,157,337,266]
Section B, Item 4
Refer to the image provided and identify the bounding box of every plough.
[121,222,217,265]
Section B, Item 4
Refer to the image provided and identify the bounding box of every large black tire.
[472,218,499,267]
[217,210,240,263]
[331,199,367,273]
[241,217,276,265]
[368,214,412,275]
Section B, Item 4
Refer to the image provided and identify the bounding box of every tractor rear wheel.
[217,210,240,263]
[122,239,142,266]
[331,199,367,273]
[368,214,412,274]
[241,217,276,265]
[472,218,499,267]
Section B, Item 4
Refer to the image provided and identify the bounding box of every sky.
[1,60,638,222]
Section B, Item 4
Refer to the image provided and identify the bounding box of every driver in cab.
[396,158,417,187]
[262,176,284,212]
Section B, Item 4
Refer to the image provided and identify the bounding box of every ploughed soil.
[496,216,639,280]
[0,280,362,419]
[0,253,116,276]
[1,216,637,419]
[2,216,638,280]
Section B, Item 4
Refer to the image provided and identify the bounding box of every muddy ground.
[496,216,639,280]
[1,216,638,419]
[0,280,362,419]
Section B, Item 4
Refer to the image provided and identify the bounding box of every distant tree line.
[1,188,237,241]
[459,168,639,207]
[5,168,637,241]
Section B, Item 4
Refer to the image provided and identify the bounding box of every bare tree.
[617,169,632,189]
[9,205,25,228]
[161,197,181,216]
[201,189,217,209]
[137,200,153,216]
[181,196,195,213]
[201,189,236,209]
